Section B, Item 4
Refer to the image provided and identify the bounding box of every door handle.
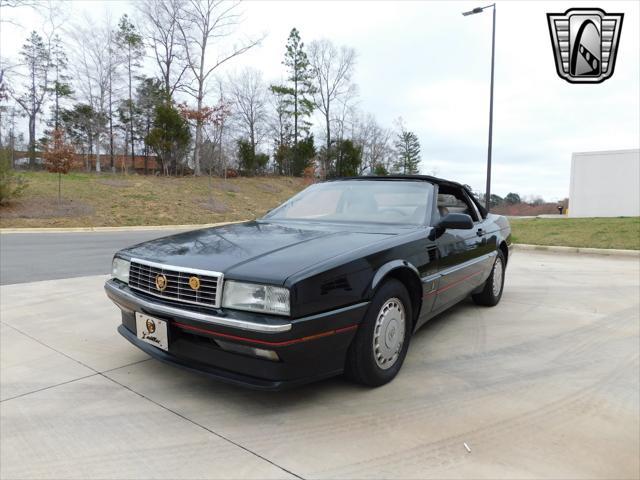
[476,228,485,237]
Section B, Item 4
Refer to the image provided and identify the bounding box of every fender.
[369,259,421,297]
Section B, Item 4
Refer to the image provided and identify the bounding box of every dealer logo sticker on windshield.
[547,8,623,83]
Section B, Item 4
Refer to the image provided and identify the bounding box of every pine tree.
[271,28,315,149]
[49,35,72,130]
[116,15,144,170]
[13,32,50,167]
[394,128,421,175]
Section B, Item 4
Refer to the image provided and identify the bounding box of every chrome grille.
[128,258,223,308]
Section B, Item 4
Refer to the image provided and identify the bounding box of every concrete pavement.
[1,250,638,479]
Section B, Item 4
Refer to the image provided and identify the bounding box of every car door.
[431,185,489,311]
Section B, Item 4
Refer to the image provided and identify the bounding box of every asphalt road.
[1,246,638,479]
[0,230,184,285]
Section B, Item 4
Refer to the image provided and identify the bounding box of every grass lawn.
[510,217,640,250]
[0,171,307,228]
[2,173,639,251]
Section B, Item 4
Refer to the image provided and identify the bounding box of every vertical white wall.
[569,149,640,218]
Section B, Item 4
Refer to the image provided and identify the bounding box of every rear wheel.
[472,251,506,306]
[345,279,412,387]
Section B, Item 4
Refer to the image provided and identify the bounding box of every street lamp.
[463,3,496,212]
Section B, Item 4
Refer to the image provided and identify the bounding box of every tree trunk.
[95,133,101,173]
[58,172,61,206]
[193,85,203,176]
[128,50,135,172]
[28,115,36,168]
[325,110,331,179]
[109,78,114,171]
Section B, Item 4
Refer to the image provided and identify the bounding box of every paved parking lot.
[1,249,639,479]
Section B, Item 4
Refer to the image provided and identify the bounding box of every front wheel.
[345,279,412,387]
[472,250,506,306]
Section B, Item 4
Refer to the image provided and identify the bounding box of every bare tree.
[73,19,113,172]
[227,67,267,158]
[351,112,393,174]
[138,0,187,98]
[177,0,262,176]
[309,39,356,178]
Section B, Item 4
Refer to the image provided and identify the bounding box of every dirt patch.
[0,197,95,219]
[257,183,281,193]
[97,179,132,188]
[213,181,240,192]
[200,199,229,213]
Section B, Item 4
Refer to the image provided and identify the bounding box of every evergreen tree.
[49,35,73,130]
[135,78,165,174]
[237,138,269,176]
[290,135,315,177]
[13,32,50,167]
[333,139,362,177]
[116,15,144,168]
[394,128,421,175]
[146,101,191,175]
[271,28,315,150]
[504,192,521,205]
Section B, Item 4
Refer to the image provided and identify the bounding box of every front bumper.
[105,280,366,390]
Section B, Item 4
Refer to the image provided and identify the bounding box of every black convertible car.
[105,176,512,389]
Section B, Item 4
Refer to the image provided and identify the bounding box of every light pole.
[463,4,496,212]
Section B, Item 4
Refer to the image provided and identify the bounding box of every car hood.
[118,220,401,284]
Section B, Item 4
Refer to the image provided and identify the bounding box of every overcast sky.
[1,0,638,200]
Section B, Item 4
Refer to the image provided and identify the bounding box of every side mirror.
[438,213,474,230]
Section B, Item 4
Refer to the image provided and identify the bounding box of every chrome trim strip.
[421,251,497,282]
[438,251,496,277]
[130,257,225,277]
[105,281,291,333]
[129,257,224,309]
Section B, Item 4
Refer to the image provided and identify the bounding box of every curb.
[0,221,244,234]
[1,227,637,258]
[514,244,639,258]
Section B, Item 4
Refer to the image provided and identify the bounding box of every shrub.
[0,149,28,205]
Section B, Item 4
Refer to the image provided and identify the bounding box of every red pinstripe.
[173,321,358,347]
[424,270,483,298]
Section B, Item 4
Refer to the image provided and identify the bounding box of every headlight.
[222,281,290,316]
[111,257,130,284]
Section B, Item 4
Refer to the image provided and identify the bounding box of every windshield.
[263,180,433,225]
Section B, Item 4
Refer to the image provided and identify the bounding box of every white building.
[568,149,640,218]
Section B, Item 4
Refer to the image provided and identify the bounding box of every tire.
[345,279,412,387]
[472,250,506,306]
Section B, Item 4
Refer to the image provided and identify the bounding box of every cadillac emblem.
[188,276,201,290]
[547,8,624,84]
[146,319,156,334]
[155,274,168,292]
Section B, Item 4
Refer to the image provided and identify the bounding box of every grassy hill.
[0,172,307,228]
[2,172,638,250]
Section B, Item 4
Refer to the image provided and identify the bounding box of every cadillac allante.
[105,176,512,389]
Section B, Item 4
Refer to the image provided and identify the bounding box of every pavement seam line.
[0,358,151,403]
[0,373,100,403]
[0,321,97,372]
[0,321,300,477]
[100,371,305,480]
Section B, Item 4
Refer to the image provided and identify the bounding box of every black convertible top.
[332,175,489,217]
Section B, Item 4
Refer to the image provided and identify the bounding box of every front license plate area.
[135,312,168,351]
